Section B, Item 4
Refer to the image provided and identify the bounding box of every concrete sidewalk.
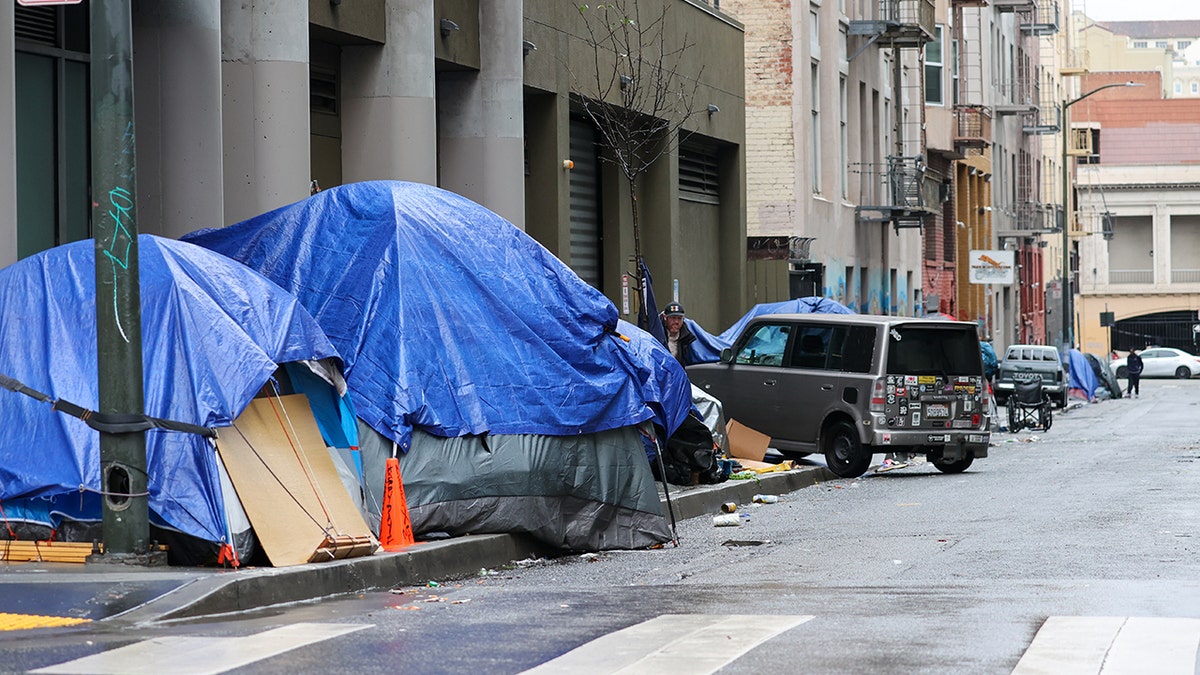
[0,465,836,628]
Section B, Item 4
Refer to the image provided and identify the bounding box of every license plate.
[925,403,950,418]
[968,434,985,443]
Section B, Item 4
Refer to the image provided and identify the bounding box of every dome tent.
[0,236,353,564]
[184,181,690,550]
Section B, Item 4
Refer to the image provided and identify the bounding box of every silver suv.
[686,314,991,478]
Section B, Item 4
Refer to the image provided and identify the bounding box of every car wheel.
[994,395,1007,408]
[1042,404,1053,431]
[1057,392,1068,409]
[1176,366,1191,379]
[1115,366,1127,378]
[822,421,871,478]
[931,450,974,474]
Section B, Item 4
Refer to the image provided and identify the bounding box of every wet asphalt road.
[4,379,1199,674]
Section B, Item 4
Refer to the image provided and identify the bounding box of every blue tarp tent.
[688,297,856,363]
[1066,348,1099,401]
[0,235,346,562]
[185,181,689,448]
[185,181,687,549]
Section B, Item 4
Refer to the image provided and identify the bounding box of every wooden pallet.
[0,541,97,564]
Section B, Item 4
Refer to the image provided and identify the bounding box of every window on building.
[1180,40,1192,50]
[840,77,848,199]
[14,4,91,259]
[812,61,822,194]
[1176,81,1184,95]
[810,8,821,60]
[951,38,960,107]
[1192,81,1199,94]
[1133,41,1147,49]
[925,25,944,105]
[1156,41,1169,49]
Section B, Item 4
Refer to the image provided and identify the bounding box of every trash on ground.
[721,502,738,513]
[712,514,741,527]
[721,540,767,546]
[752,494,779,504]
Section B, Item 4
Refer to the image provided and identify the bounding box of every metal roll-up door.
[568,118,602,290]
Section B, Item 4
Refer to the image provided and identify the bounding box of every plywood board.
[216,394,375,567]
[726,419,770,462]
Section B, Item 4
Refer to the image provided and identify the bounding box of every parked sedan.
[1111,347,1200,379]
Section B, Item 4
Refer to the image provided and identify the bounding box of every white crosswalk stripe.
[520,614,813,675]
[1012,616,1200,675]
[31,622,370,675]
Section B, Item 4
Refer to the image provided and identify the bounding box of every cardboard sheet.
[726,419,770,462]
[216,394,375,566]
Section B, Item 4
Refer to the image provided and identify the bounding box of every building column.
[0,3,16,267]
[1153,202,1170,287]
[220,0,309,226]
[133,0,223,238]
[340,0,437,185]
[438,0,524,227]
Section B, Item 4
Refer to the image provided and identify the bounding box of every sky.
[1078,0,1199,22]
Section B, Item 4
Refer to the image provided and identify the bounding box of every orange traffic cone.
[379,456,415,551]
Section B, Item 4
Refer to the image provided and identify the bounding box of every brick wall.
[726,0,796,237]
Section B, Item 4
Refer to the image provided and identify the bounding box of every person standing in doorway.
[1126,348,1144,398]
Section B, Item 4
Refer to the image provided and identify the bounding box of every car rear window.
[886,325,982,376]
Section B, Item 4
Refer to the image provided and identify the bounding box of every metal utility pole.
[90,0,149,558]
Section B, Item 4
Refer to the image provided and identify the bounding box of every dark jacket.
[662,321,698,367]
[1127,351,1144,375]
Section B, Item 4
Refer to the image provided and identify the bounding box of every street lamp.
[1060,81,1143,349]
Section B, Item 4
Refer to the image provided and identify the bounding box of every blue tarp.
[0,235,341,544]
[1066,348,1098,401]
[184,181,691,449]
[688,297,856,364]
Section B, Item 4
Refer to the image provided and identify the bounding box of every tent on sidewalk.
[688,297,856,363]
[184,181,691,550]
[0,235,365,565]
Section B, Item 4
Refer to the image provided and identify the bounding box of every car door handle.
[763,379,777,386]
[821,384,833,391]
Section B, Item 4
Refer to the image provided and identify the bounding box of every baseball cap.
[663,302,685,317]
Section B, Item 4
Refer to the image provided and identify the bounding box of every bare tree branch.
[566,0,706,280]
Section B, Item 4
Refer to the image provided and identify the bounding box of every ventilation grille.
[679,145,720,204]
[15,7,57,46]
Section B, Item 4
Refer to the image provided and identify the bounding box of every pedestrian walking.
[1126,348,1144,398]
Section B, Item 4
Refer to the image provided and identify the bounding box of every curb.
[105,465,836,625]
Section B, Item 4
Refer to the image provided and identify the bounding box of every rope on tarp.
[0,373,216,439]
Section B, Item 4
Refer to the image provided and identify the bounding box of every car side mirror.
[720,348,733,363]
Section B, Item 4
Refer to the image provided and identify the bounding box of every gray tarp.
[356,422,671,551]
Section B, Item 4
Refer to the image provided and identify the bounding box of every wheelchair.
[1006,380,1052,432]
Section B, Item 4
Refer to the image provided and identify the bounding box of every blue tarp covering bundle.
[184,181,691,448]
[185,181,688,550]
[1066,348,1099,401]
[0,236,341,555]
[688,297,856,363]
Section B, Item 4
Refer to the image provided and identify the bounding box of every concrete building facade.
[1070,69,1200,355]
[4,0,747,329]
[723,0,932,317]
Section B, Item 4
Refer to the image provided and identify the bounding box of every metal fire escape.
[997,0,1061,235]
[850,0,938,231]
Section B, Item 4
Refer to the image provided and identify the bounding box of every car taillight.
[972,413,981,426]
[870,378,886,412]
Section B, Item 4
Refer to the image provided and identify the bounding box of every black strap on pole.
[0,374,216,439]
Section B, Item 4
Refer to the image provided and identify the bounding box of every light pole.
[1060,81,1143,350]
